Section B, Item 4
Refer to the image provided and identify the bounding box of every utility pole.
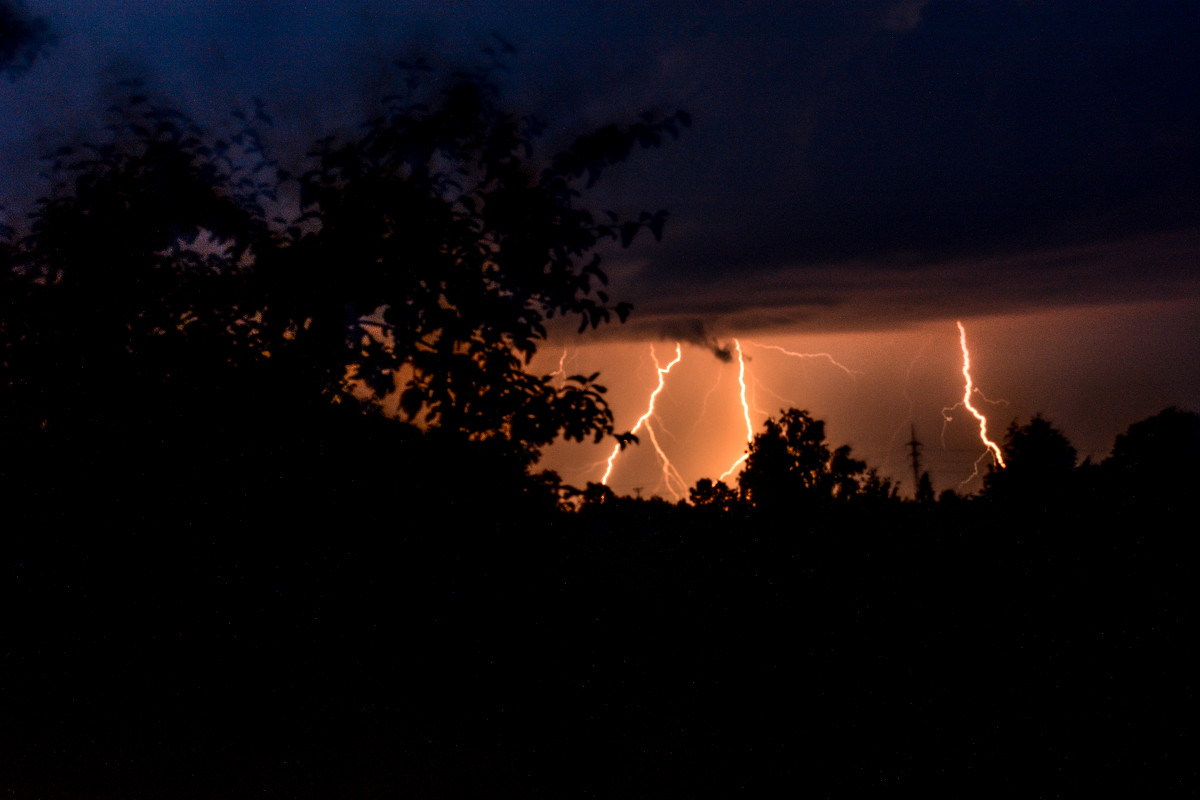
[907,424,935,503]
[906,423,923,495]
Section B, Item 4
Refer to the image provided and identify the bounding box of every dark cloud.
[618,228,1200,337]
[657,318,733,362]
[602,0,1200,326]
[2,0,1197,331]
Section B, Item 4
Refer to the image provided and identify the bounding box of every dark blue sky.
[3,0,1196,335]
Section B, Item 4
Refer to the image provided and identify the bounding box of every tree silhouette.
[981,414,1077,510]
[1104,407,1200,511]
[915,471,935,504]
[579,480,618,507]
[1,66,687,498]
[737,408,878,510]
[688,477,742,514]
[1,86,288,482]
[279,73,687,464]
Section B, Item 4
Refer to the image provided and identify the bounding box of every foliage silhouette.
[736,408,890,511]
[580,480,618,507]
[0,66,688,499]
[688,477,742,514]
[1,84,300,508]
[915,471,935,504]
[1103,406,1200,511]
[982,414,1077,510]
[282,73,686,464]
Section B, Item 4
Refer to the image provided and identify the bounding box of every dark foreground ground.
[3,491,1195,798]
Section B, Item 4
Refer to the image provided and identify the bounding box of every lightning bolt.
[601,343,687,499]
[716,338,861,482]
[943,321,1006,477]
[551,350,568,383]
[687,368,726,440]
[719,339,754,481]
[751,373,795,415]
[641,409,689,500]
[744,341,863,378]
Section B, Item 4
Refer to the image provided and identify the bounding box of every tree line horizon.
[2,43,1196,520]
[586,404,1199,511]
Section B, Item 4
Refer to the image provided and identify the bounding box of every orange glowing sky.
[535,297,1200,499]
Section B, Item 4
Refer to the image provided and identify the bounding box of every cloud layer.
[3,1,1197,333]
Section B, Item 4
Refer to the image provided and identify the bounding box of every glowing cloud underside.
[601,343,686,498]
[950,320,1006,470]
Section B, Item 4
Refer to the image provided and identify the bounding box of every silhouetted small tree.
[858,467,900,505]
[1103,407,1200,511]
[689,477,742,514]
[981,414,1077,510]
[915,471,935,504]
[737,408,878,511]
[938,487,961,504]
[581,481,618,507]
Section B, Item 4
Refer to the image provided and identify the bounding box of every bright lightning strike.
[944,321,1006,473]
[719,339,753,481]
[640,411,689,500]
[601,343,686,499]
[717,338,861,482]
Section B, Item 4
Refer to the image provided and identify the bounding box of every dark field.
[4,484,1194,798]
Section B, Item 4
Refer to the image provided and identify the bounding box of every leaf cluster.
[274,74,687,460]
[1,67,687,473]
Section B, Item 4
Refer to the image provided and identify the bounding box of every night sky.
[3,0,1198,497]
